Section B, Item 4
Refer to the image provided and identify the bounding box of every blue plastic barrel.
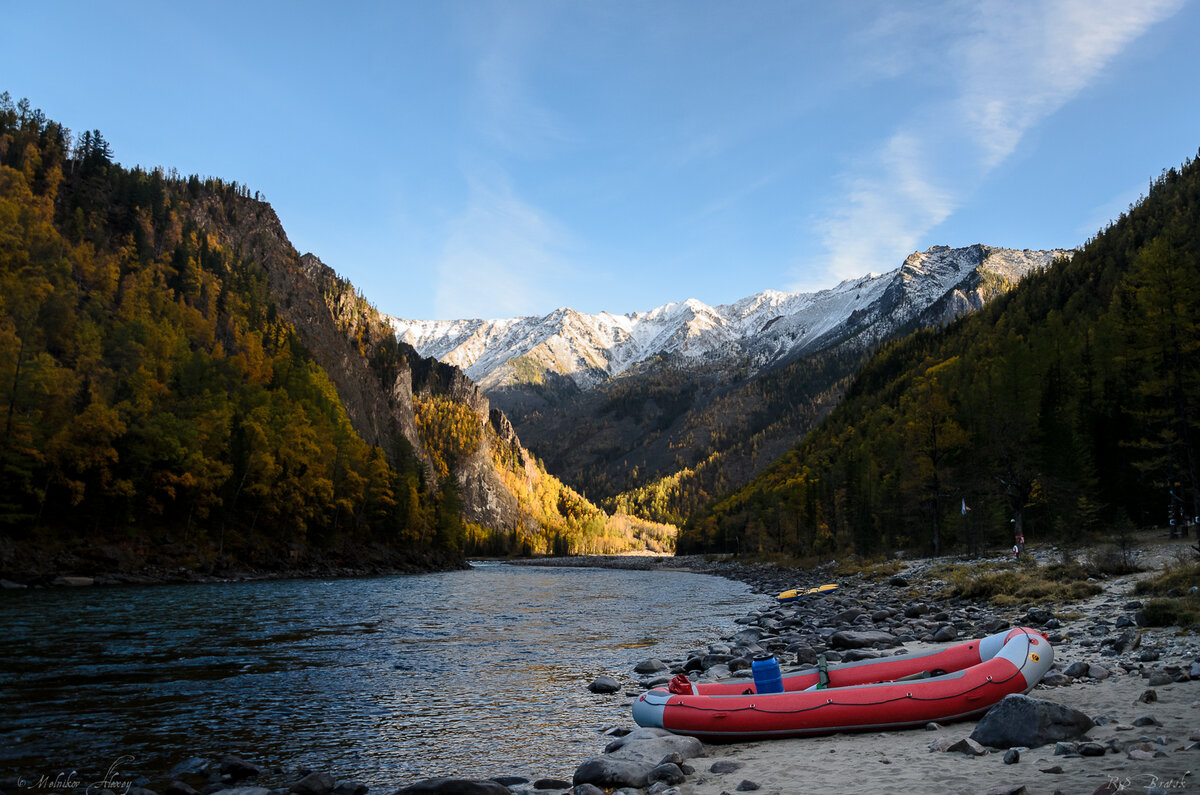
[751,654,783,694]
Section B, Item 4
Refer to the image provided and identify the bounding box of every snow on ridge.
[384,244,1073,389]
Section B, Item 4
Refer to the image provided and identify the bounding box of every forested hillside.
[681,152,1200,559]
[0,95,670,578]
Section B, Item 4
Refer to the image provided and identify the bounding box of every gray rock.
[735,781,760,792]
[834,608,865,624]
[604,728,704,765]
[703,663,731,679]
[969,694,1094,749]
[1025,608,1054,626]
[532,780,570,790]
[982,617,1011,633]
[1078,742,1107,756]
[1087,664,1111,680]
[587,675,621,694]
[1040,672,1071,687]
[1140,648,1161,662]
[572,758,651,790]
[575,727,704,789]
[932,625,958,643]
[170,760,215,779]
[1108,629,1141,653]
[1053,741,1078,756]
[219,757,263,782]
[290,774,334,795]
[904,603,929,618]
[1063,661,1089,678]
[888,576,909,587]
[1148,671,1174,686]
[391,780,510,794]
[829,630,898,649]
[570,785,604,795]
[647,764,685,786]
[634,658,668,674]
[731,629,762,644]
[701,653,734,668]
[947,738,987,756]
[1002,749,1020,765]
[709,761,743,774]
[1139,689,1158,703]
[1132,714,1163,727]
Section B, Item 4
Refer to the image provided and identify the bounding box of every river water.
[0,563,766,786]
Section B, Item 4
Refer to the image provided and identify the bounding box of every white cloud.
[434,168,575,320]
[808,0,1182,286]
[959,0,1183,168]
[468,5,575,157]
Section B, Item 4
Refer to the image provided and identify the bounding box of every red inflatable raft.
[633,626,1053,741]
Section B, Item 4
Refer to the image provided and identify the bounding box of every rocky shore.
[6,538,1198,795]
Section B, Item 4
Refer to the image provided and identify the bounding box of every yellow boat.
[776,583,838,603]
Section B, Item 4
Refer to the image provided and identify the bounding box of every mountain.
[0,95,670,581]
[681,151,1200,559]
[389,245,1072,395]
[388,245,1073,524]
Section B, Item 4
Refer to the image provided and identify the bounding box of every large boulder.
[970,694,1094,749]
[829,630,898,649]
[587,675,621,694]
[573,727,704,789]
[571,758,654,789]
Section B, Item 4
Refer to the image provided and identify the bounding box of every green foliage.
[681,151,1200,560]
[0,95,464,570]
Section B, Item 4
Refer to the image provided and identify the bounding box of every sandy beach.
[689,665,1197,795]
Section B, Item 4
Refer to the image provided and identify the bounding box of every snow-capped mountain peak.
[386,244,1072,392]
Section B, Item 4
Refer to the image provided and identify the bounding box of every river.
[0,562,767,786]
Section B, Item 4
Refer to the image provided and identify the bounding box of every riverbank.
[511,532,1200,793]
[6,533,1198,794]
[0,535,468,588]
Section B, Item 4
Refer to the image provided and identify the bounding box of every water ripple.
[0,564,765,785]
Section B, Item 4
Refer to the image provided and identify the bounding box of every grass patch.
[831,556,906,581]
[936,561,1103,606]
[1133,562,1200,628]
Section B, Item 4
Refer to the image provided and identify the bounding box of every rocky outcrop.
[186,196,547,534]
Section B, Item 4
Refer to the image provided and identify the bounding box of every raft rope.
[669,628,1042,716]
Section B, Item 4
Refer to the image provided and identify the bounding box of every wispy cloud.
[808,0,1182,286]
[468,5,575,157]
[434,167,575,320]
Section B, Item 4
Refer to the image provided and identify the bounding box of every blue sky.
[3,1,1197,320]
